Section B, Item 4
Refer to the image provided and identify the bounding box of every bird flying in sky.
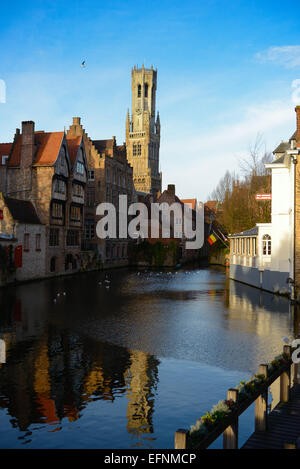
[81,60,85,68]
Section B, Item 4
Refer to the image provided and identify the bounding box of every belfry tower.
[126,65,162,195]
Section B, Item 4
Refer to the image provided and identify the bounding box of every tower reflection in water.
[0,293,159,444]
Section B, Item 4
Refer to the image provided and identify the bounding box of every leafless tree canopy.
[207,134,272,234]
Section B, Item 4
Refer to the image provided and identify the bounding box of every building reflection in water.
[225,278,300,410]
[0,293,160,442]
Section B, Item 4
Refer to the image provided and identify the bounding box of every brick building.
[67,117,136,266]
[1,120,89,278]
[135,184,204,266]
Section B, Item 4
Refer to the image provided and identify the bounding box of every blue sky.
[1,0,300,200]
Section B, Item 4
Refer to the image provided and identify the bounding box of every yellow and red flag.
[207,234,217,245]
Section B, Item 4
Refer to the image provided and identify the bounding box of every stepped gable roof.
[4,197,41,224]
[93,139,114,154]
[8,132,64,167]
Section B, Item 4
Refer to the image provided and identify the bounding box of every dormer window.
[76,161,84,175]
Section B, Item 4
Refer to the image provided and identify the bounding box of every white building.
[229,130,297,297]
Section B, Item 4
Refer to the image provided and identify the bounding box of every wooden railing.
[174,345,298,449]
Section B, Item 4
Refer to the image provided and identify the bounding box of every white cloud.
[255,46,300,68]
[161,100,295,201]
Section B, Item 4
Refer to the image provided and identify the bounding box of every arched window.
[137,84,141,98]
[144,83,148,97]
[262,234,271,255]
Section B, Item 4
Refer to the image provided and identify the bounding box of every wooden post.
[293,335,300,385]
[293,361,298,385]
[223,389,239,449]
[280,345,291,403]
[175,429,189,449]
[255,364,268,432]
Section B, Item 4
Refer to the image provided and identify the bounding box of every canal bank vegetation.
[175,345,297,449]
[208,134,272,235]
[130,240,179,267]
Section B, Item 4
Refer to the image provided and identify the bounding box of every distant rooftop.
[229,226,258,238]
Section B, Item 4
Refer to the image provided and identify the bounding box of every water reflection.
[0,327,159,443]
[0,267,299,448]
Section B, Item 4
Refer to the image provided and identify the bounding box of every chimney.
[21,121,35,168]
[295,106,300,146]
[167,184,175,195]
[73,117,81,126]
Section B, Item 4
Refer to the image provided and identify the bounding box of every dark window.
[137,84,141,98]
[53,179,66,194]
[36,234,41,251]
[88,170,95,181]
[84,220,95,239]
[66,230,79,246]
[50,257,56,272]
[65,253,77,271]
[87,189,95,206]
[144,83,148,97]
[49,228,59,246]
[133,143,142,156]
[24,233,30,251]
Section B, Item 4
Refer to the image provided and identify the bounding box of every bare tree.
[207,134,272,234]
[208,170,236,203]
[238,133,272,177]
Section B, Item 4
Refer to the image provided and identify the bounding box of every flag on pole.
[207,234,217,245]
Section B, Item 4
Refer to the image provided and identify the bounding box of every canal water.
[0,266,297,449]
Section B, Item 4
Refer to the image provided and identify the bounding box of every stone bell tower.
[126,65,162,195]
